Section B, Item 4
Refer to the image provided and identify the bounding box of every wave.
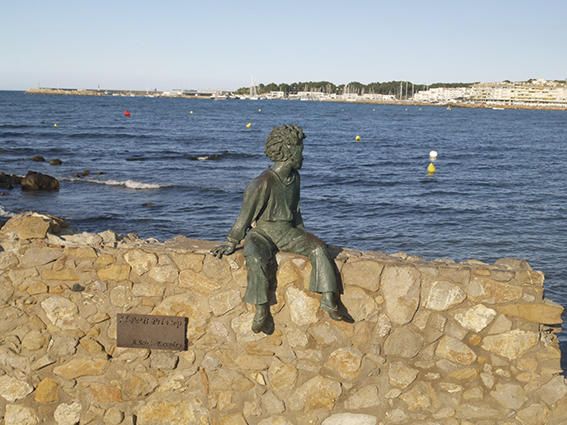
[126,151,259,162]
[62,177,167,190]
[0,206,15,217]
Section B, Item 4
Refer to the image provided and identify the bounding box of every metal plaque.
[117,313,188,351]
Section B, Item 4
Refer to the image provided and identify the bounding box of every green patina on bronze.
[212,124,347,333]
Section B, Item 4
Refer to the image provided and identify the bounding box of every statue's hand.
[211,242,237,259]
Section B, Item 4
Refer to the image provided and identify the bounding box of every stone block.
[381,265,420,325]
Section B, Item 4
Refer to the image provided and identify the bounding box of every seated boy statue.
[212,124,345,334]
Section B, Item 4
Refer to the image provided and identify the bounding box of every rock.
[341,286,378,322]
[381,265,421,325]
[344,385,380,409]
[41,296,79,329]
[285,286,319,326]
[0,375,34,402]
[516,403,549,425]
[83,382,122,404]
[49,159,63,165]
[219,413,247,425]
[0,172,22,189]
[496,302,564,324]
[209,289,242,316]
[122,372,158,399]
[322,413,377,425]
[35,377,59,403]
[287,375,342,411]
[325,347,363,381]
[490,383,527,409]
[388,361,419,388]
[48,335,78,357]
[383,326,423,358]
[0,212,62,240]
[4,404,39,425]
[435,336,477,365]
[132,283,164,297]
[98,264,131,281]
[21,330,46,351]
[20,171,59,191]
[342,260,383,291]
[170,252,204,272]
[261,391,285,415]
[424,281,466,311]
[481,330,539,360]
[54,402,82,425]
[179,269,221,294]
[148,264,179,284]
[466,276,523,303]
[53,357,108,380]
[268,357,298,397]
[536,375,567,406]
[258,417,294,425]
[136,397,210,425]
[399,381,434,411]
[110,285,134,307]
[103,407,124,425]
[454,304,497,332]
[375,313,392,338]
[150,352,179,370]
[32,155,46,162]
[123,249,158,275]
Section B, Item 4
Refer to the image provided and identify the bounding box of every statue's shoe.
[252,310,272,334]
[320,303,344,321]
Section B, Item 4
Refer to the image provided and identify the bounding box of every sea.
[1,91,566,366]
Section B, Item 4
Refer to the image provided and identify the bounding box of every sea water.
[1,91,566,355]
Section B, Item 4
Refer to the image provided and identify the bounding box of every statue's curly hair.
[264,124,305,162]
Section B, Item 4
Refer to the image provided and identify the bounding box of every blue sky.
[1,0,566,90]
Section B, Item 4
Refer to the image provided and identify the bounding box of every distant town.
[26,78,567,110]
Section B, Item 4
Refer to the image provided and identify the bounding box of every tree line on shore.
[235,80,475,96]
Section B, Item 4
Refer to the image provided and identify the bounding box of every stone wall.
[0,212,566,425]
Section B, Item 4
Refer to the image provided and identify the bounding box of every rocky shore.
[0,212,566,425]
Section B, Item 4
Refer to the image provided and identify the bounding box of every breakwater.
[0,212,565,424]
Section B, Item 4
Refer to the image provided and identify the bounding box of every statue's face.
[288,143,304,170]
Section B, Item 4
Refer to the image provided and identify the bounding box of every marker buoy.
[427,162,436,174]
[429,150,438,161]
[355,135,361,142]
[246,122,252,128]
[258,108,262,112]
[189,110,193,115]
[53,123,58,128]
[123,110,131,118]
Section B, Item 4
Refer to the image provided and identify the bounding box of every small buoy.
[123,110,131,118]
[355,135,361,142]
[246,122,252,128]
[189,110,193,115]
[427,162,436,174]
[258,108,262,112]
[53,123,58,128]
[429,150,438,162]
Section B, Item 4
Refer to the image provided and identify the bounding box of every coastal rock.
[381,265,421,324]
[41,296,79,330]
[341,260,383,291]
[20,247,63,267]
[34,377,59,403]
[0,375,34,402]
[136,397,209,425]
[4,405,39,425]
[454,304,497,332]
[53,357,108,380]
[21,171,59,191]
[344,385,381,409]
[123,249,158,275]
[383,326,423,358]
[325,347,363,381]
[0,212,53,240]
[466,276,523,303]
[481,330,539,360]
[322,413,377,425]
[424,281,466,311]
[495,302,563,324]
[285,286,319,326]
[54,402,82,425]
[287,375,342,411]
[388,361,419,388]
[0,172,22,189]
[341,286,378,322]
[490,383,527,409]
[49,158,63,166]
[435,336,477,365]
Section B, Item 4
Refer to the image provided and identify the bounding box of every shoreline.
[24,88,567,112]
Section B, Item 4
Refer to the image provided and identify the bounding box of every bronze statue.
[212,124,346,334]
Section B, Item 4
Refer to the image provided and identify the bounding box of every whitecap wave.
[0,206,15,217]
[64,177,164,190]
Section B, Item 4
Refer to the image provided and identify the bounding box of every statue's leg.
[278,228,343,320]
[243,230,276,333]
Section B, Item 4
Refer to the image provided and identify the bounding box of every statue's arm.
[212,176,268,258]
[294,206,304,229]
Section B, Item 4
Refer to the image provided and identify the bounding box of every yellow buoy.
[355,135,361,142]
[246,122,252,128]
[427,162,436,174]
